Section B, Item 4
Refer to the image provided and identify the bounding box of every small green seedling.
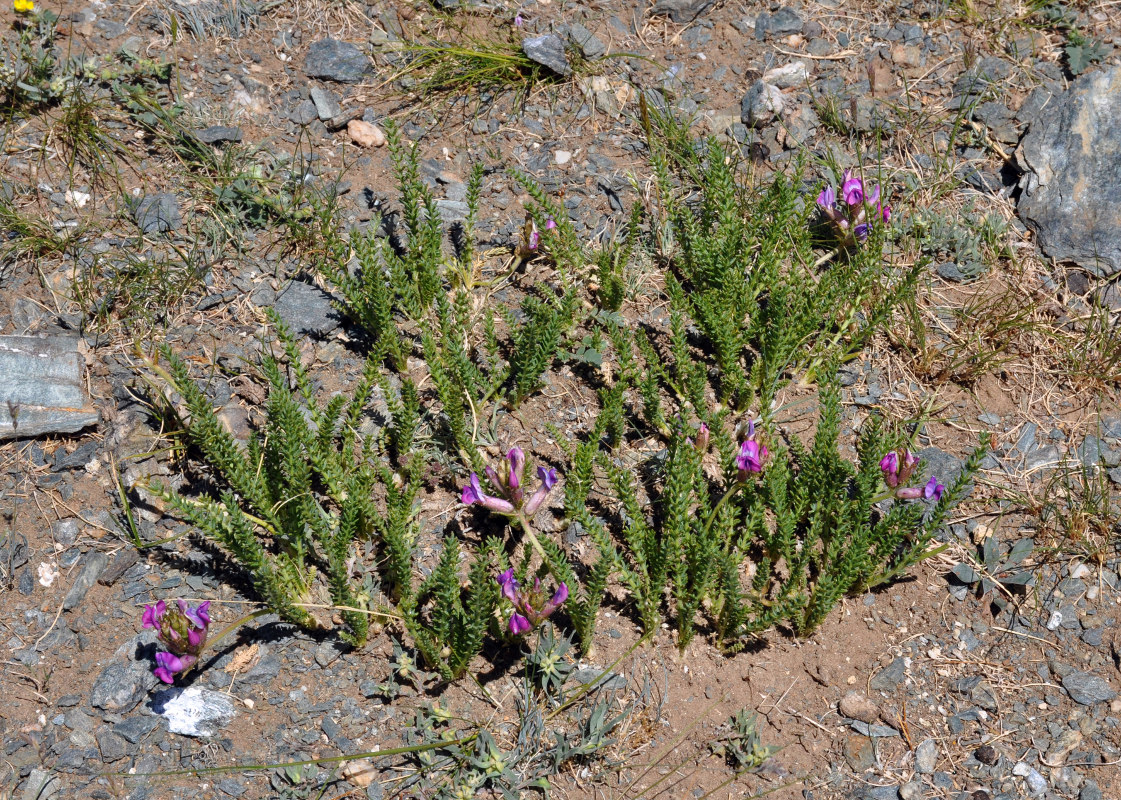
[951,536,1035,610]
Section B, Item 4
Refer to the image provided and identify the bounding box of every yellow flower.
[14,0,35,12]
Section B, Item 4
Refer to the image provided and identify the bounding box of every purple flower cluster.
[461,447,558,516]
[816,170,892,246]
[142,599,211,684]
[879,450,944,502]
[735,421,768,480]
[496,568,567,634]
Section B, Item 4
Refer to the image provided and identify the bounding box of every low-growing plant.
[145,313,392,645]
[642,102,920,411]
[712,709,777,771]
[566,373,990,649]
[951,535,1035,610]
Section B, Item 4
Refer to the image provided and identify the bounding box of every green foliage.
[403,536,501,681]
[644,107,920,409]
[574,371,988,649]
[712,710,777,771]
[904,202,1009,280]
[150,314,389,644]
[525,624,576,696]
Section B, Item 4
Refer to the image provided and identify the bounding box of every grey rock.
[1017,66,1121,277]
[569,667,627,691]
[52,518,80,546]
[52,439,98,471]
[273,281,342,337]
[91,634,160,713]
[843,734,876,771]
[114,715,161,744]
[899,782,923,800]
[918,447,964,485]
[20,768,60,800]
[310,86,342,121]
[869,657,907,691]
[436,199,470,223]
[1110,466,1121,485]
[195,126,242,144]
[741,81,784,128]
[650,0,714,23]
[1025,444,1061,471]
[217,778,247,797]
[99,548,140,586]
[522,34,570,76]
[935,261,968,282]
[96,729,128,762]
[565,22,606,59]
[132,193,181,234]
[1062,671,1117,705]
[767,7,804,34]
[62,551,108,610]
[1077,435,1120,467]
[914,739,938,773]
[1081,781,1102,800]
[290,99,318,125]
[305,38,371,82]
[849,720,900,738]
[314,639,350,667]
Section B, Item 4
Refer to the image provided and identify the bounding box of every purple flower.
[461,473,516,514]
[524,466,558,515]
[495,572,568,634]
[463,451,558,516]
[880,450,919,489]
[841,170,864,206]
[818,169,893,248]
[142,600,167,630]
[694,423,710,452]
[153,651,197,684]
[544,218,556,231]
[513,12,523,26]
[923,475,944,501]
[735,439,768,478]
[144,598,210,685]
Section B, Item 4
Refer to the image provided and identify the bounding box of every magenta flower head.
[544,218,556,231]
[841,170,864,206]
[461,472,516,514]
[496,571,568,634]
[819,168,892,248]
[463,451,558,517]
[143,598,210,684]
[922,475,945,501]
[880,450,920,489]
[513,12,523,26]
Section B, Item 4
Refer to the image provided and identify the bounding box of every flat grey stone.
[915,738,938,773]
[869,657,907,691]
[1062,671,1117,705]
[1017,66,1121,277]
[20,768,60,800]
[310,86,342,121]
[132,193,181,234]
[522,34,571,76]
[290,99,318,125]
[765,7,804,35]
[569,667,627,691]
[52,518,79,546]
[272,281,342,337]
[114,715,161,744]
[649,0,714,23]
[565,22,606,59]
[935,261,968,282]
[91,633,160,713]
[436,199,470,223]
[304,38,371,82]
[1076,435,1120,467]
[741,80,784,128]
[96,729,128,762]
[62,551,108,610]
[0,335,99,439]
[195,126,242,144]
